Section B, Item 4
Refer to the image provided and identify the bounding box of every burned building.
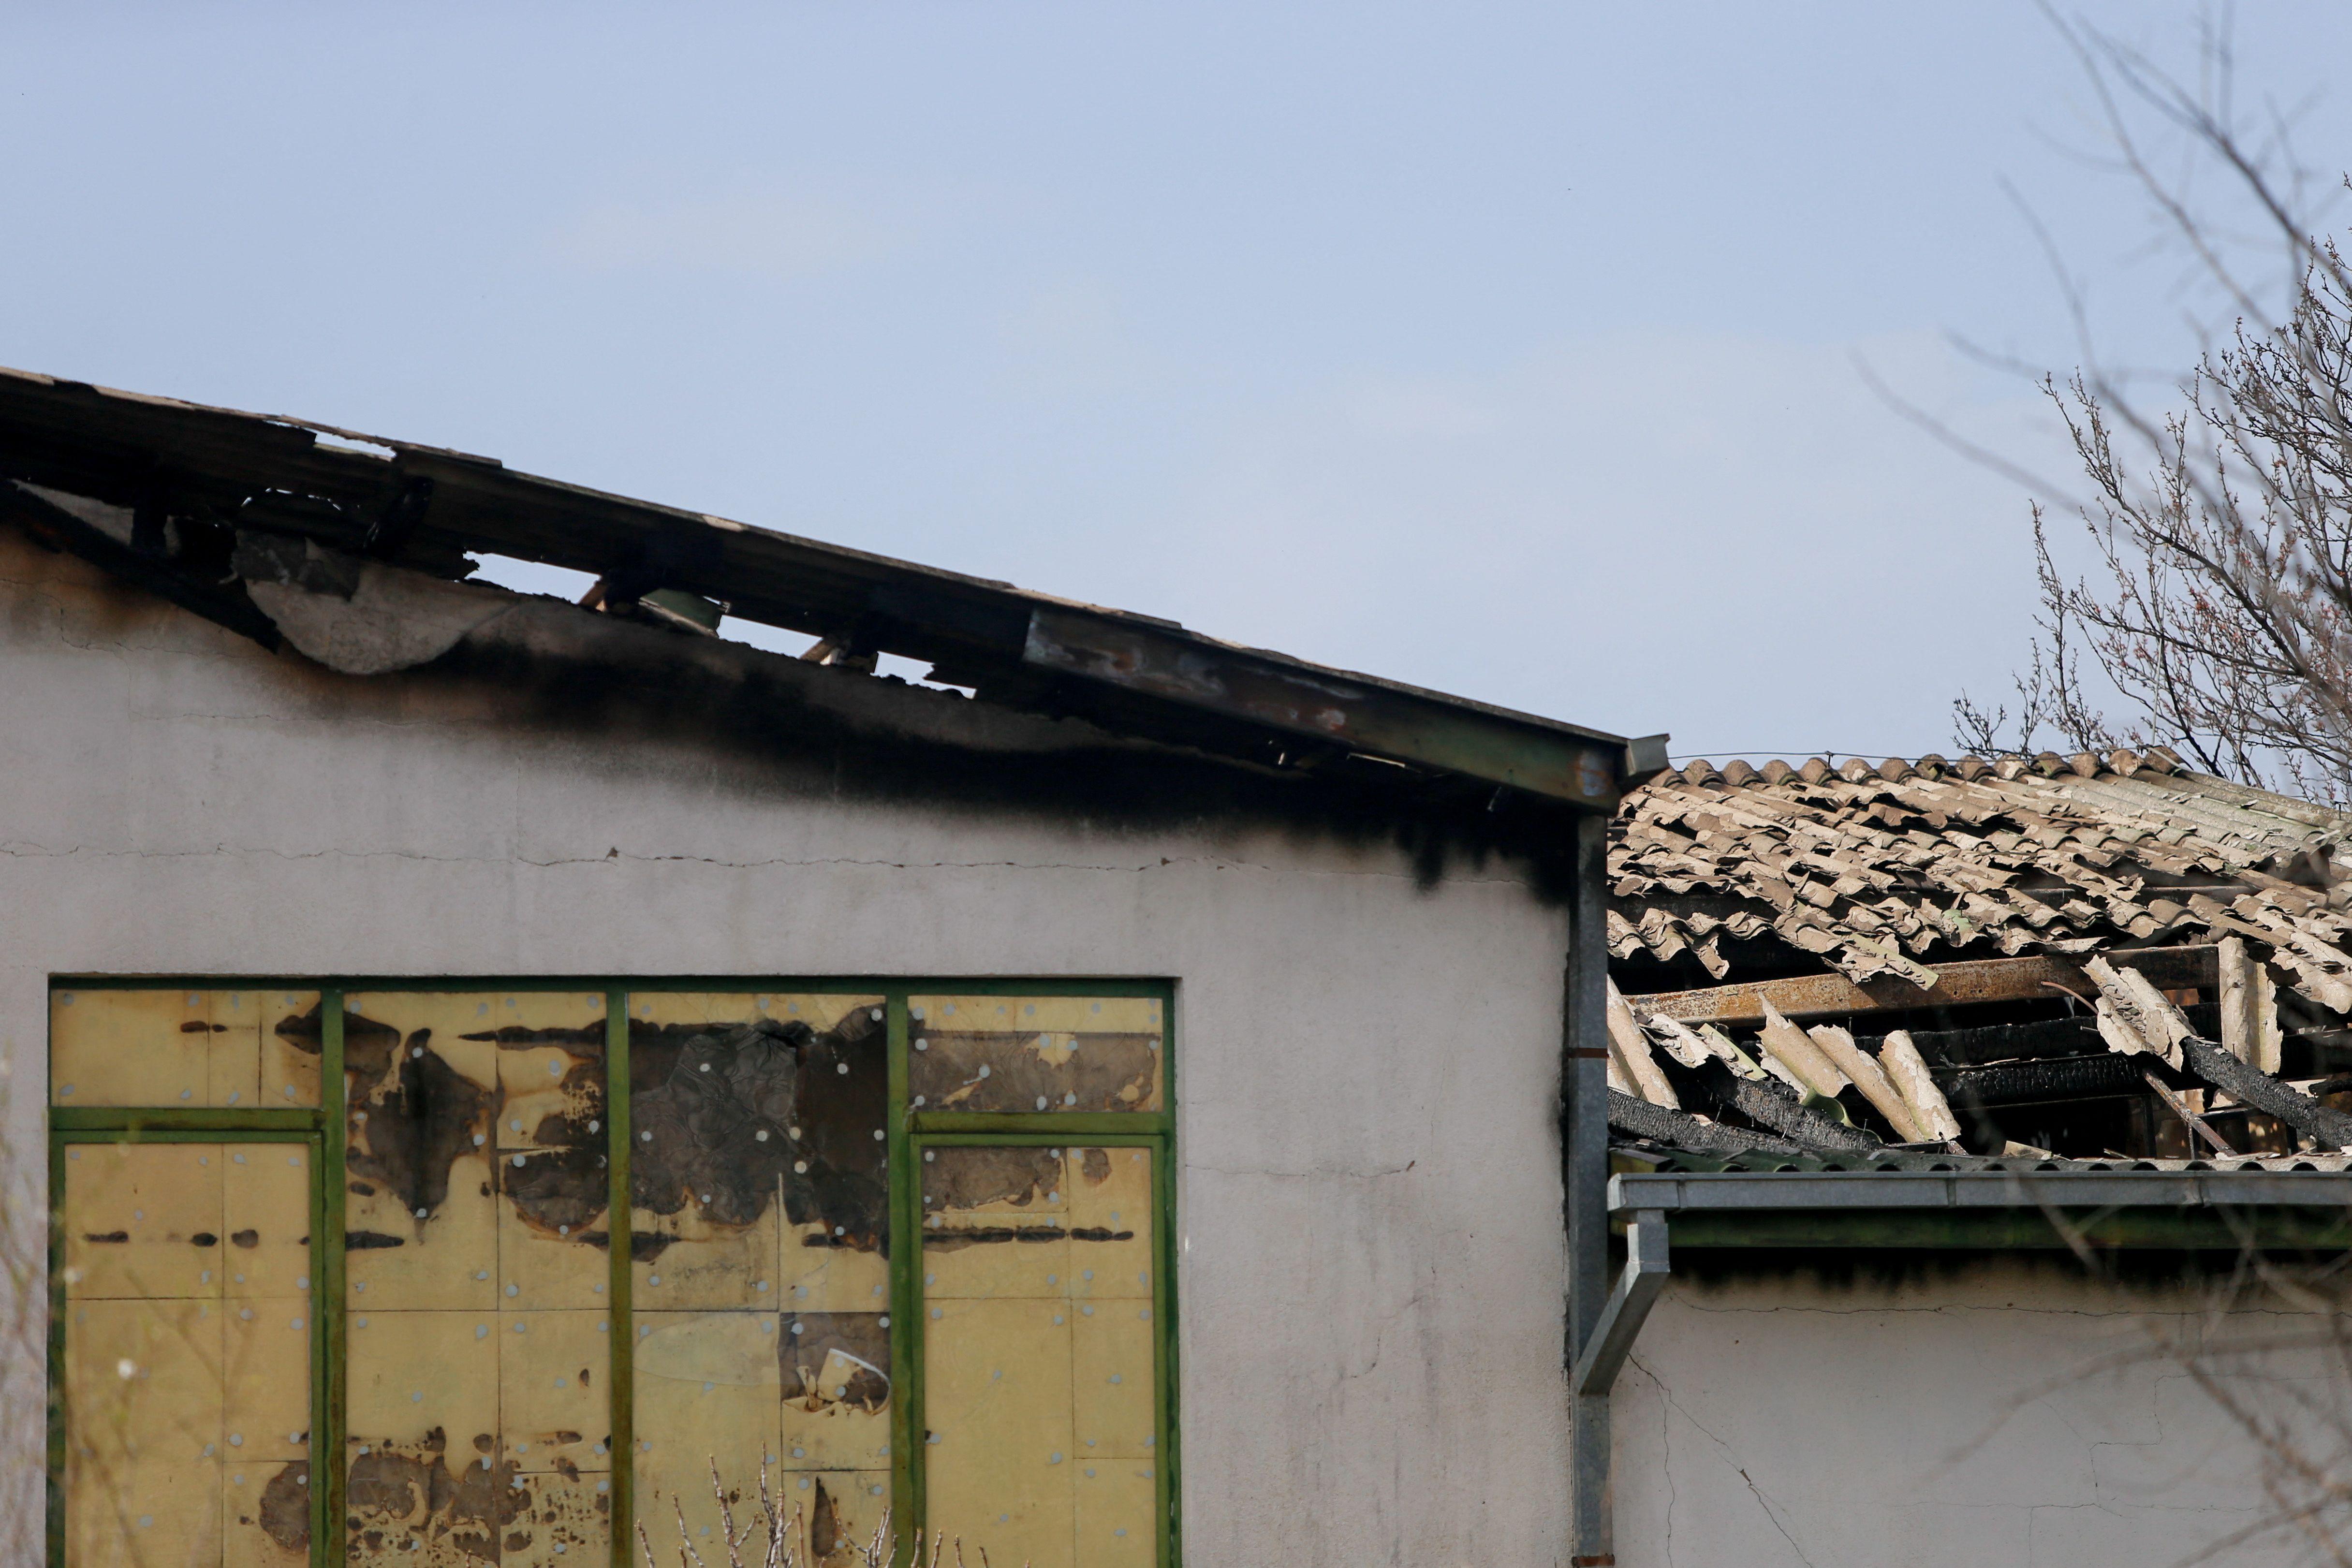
[13,357,2352,1568]
[0,366,1644,1568]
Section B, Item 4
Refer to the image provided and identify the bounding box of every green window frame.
[47,978,1180,1568]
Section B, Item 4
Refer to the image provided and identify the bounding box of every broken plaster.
[246,559,514,677]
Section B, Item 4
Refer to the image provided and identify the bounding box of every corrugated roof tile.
[1611,751,2352,985]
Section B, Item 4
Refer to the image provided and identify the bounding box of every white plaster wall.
[0,534,1574,1565]
[1614,1263,2352,1568]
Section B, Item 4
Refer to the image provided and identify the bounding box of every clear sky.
[7,2,2350,760]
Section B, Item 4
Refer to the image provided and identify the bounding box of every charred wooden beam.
[1636,945,2220,1030]
[1944,1052,2164,1109]
[1604,1091,1803,1159]
[1691,1061,1883,1156]
[361,476,435,558]
[2079,957,2352,1148]
[1885,1014,2102,1069]
[2176,1035,2352,1148]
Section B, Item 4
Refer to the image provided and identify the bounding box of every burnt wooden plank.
[1944,1053,2158,1109]
[2177,1035,2352,1147]
[1602,1091,1803,1159]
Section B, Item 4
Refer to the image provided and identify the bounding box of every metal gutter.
[1613,1168,2352,1214]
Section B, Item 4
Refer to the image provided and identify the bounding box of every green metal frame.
[46,977,1180,1568]
[49,1109,322,1133]
[319,994,348,1568]
[885,997,917,1548]
[605,989,634,1564]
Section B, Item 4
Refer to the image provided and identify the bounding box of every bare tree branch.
[1950,12,2352,806]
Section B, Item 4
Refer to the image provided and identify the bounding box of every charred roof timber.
[0,366,1653,812]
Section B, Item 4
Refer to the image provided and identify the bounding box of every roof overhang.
[0,367,1649,811]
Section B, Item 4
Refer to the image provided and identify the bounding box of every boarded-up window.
[342,992,611,1568]
[919,1145,1159,1568]
[909,996,1164,1114]
[52,989,323,1110]
[60,1138,314,1568]
[52,981,1171,1568]
[627,993,891,1567]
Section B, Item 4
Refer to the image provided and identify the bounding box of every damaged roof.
[1604,751,2352,1178]
[0,365,1646,811]
[1611,748,2352,993]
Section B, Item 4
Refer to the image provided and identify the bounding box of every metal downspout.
[1571,1209,1673,1402]
[1565,810,1616,1565]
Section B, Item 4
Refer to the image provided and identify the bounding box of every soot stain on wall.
[416,626,1582,902]
[631,1013,889,1252]
[346,1438,540,1564]
[922,1147,1060,1214]
[1673,1246,2325,1294]
[809,1478,853,1562]
[284,1004,616,1251]
[919,1146,1136,1249]
[252,1461,310,1552]
[470,1023,612,1239]
[911,1028,1157,1112]
[503,1145,609,1234]
[463,1024,607,1144]
[343,1025,495,1234]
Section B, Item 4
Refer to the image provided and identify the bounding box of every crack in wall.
[1739,1466,1816,1568]
[1648,1358,1680,1568]
[1336,1288,1424,1387]
[1627,1352,1824,1567]
[0,838,1534,888]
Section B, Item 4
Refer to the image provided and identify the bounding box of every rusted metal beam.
[1636,945,2221,1030]
[1023,606,1639,809]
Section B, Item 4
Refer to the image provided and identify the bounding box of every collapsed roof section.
[0,365,1648,815]
[1606,752,2352,1172]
